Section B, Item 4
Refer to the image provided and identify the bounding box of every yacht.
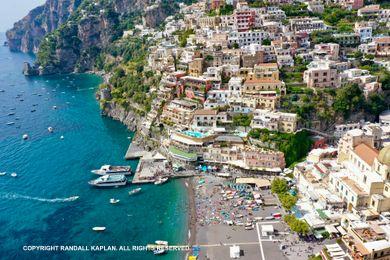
[154,177,169,185]
[91,165,132,175]
[92,227,106,232]
[128,188,142,195]
[88,174,127,187]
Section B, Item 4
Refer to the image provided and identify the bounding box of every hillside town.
[96,0,390,259]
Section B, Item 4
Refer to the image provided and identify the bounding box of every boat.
[0,172,6,176]
[128,187,142,195]
[153,249,167,255]
[60,136,64,139]
[88,174,127,187]
[22,134,29,140]
[0,89,5,92]
[154,177,169,185]
[6,122,15,125]
[7,112,15,116]
[155,240,168,246]
[52,106,57,109]
[30,110,36,113]
[10,173,17,177]
[91,165,132,175]
[92,227,106,232]
[48,127,53,133]
[110,198,120,204]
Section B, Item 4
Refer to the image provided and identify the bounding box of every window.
[363,176,367,183]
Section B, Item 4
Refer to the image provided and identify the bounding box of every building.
[354,23,373,43]
[161,99,198,127]
[192,109,218,129]
[228,30,268,47]
[251,109,297,133]
[289,17,326,33]
[303,60,340,88]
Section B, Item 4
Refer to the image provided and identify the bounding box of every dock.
[125,143,148,160]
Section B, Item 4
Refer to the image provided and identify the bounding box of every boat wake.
[0,193,79,203]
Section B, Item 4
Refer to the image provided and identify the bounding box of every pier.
[125,143,148,160]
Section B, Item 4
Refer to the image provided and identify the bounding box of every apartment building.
[161,99,198,126]
[303,60,340,88]
[251,109,297,133]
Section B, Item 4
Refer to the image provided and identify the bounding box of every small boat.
[128,188,142,195]
[6,122,15,125]
[0,90,4,92]
[154,177,169,185]
[153,248,167,255]
[155,240,168,246]
[48,127,53,133]
[0,172,6,176]
[10,173,17,177]
[52,106,57,109]
[22,134,29,140]
[110,198,120,204]
[60,135,64,139]
[88,174,127,187]
[91,165,132,175]
[92,227,106,232]
[7,112,15,116]
[31,110,36,113]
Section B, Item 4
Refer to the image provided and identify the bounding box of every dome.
[378,146,390,166]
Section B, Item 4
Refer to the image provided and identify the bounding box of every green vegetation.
[271,178,298,211]
[281,3,311,17]
[333,83,365,118]
[219,5,234,15]
[308,255,322,260]
[232,113,253,127]
[284,215,310,235]
[262,39,271,46]
[173,29,195,47]
[249,129,313,167]
[320,6,358,26]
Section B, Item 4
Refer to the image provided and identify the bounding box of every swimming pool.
[183,130,206,138]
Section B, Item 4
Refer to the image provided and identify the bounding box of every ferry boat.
[88,174,127,187]
[91,165,132,175]
[154,177,169,185]
[128,187,142,195]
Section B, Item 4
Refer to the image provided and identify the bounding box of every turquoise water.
[182,131,205,138]
[0,34,188,259]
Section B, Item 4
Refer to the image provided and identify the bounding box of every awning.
[336,225,347,235]
[325,224,339,234]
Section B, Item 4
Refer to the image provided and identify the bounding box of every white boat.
[0,172,6,176]
[128,188,142,195]
[110,198,120,204]
[154,177,169,185]
[91,165,132,175]
[92,227,106,232]
[48,127,53,133]
[155,240,168,246]
[6,122,15,125]
[22,134,28,140]
[60,136,64,139]
[153,248,167,255]
[10,173,17,177]
[88,174,127,187]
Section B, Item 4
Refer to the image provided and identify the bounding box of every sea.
[0,33,189,260]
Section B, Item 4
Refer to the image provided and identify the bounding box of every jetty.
[125,143,148,160]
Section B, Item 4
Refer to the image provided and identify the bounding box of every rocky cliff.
[7,0,189,75]
[6,0,82,53]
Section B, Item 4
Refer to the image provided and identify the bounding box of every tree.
[262,39,271,46]
[333,84,365,118]
[271,178,289,194]
[366,93,387,117]
[284,215,310,235]
[232,113,252,127]
[279,193,298,211]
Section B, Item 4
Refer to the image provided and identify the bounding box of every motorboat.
[91,165,132,175]
[128,188,142,195]
[92,227,106,232]
[10,173,17,177]
[22,134,29,140]
[6,122,15,125]
[88,174,127,187]
[154,177,169,185]
[155,241,168,246]
[0,172,6,176]
[7,112,15,116]
[110,198,120,204]
[48,127,53,133]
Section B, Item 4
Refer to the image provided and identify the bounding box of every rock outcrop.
[6,0,188,75]
[6,0,82,53]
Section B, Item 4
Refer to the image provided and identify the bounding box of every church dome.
[378,146,390,166]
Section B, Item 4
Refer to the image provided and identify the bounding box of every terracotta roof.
[354,143,379,166]
[194,109,217,116]
[375,37,390,43]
